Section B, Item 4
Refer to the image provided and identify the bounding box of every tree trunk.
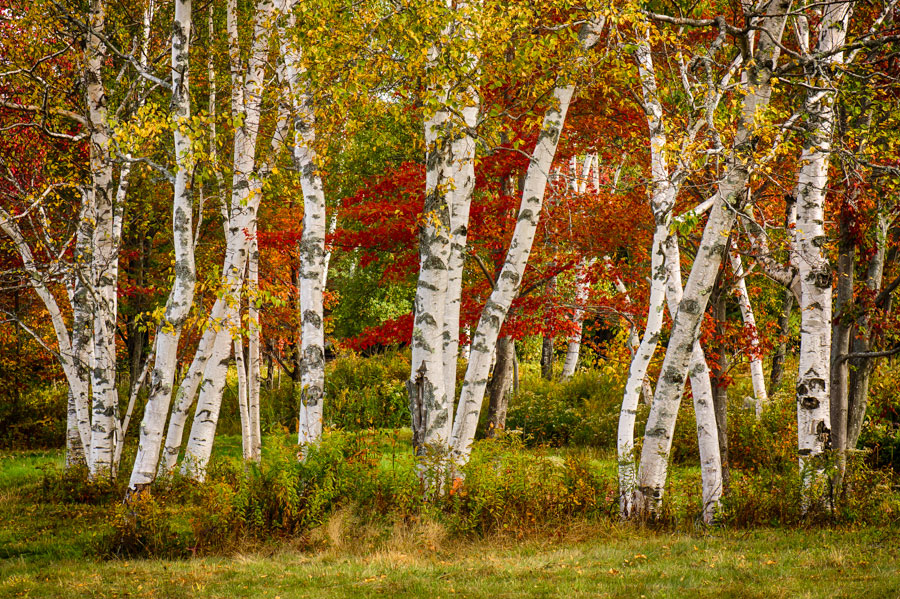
[485,336,515,437]
[830,206,855,484]
[177,0,275,480]
[85,0,121,479]
[618,25,721,521]
[792,0,852,500]
[730,251,768,413]
[281,19,328,447]
[129,0,197,490]
[561,258,594,380]
[634,1,788,518]
[710,290,730,493]
[769,288,794,392]
[847,210,887,449]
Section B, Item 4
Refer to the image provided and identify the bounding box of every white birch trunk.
[729,250,768,414]
[448,20,605,464]
[634,2,789,516]
[85,0,120,478]
[181,306,236,480]
[663,236,722,524]
[793,0,852,496]
[158,319,219,475]
[234,334,253,461]
[617,32,674,517]
[281,18,328,446]
[129,0,197,491]
[441,92,478,404]
[560,258,594,380]
[178,0,275,475]
[409,23,455,459]
[450,85,577,462]
[0,211,91,459]
[248,232,262,461]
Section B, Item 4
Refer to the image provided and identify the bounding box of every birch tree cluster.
[1,0,900,520]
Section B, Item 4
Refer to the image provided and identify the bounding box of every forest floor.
[2,448,900,598]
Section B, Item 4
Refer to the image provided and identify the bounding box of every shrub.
[728,388,797,472]
[443,434,617,535]
[505,370,624,448]
[0,385,67,450]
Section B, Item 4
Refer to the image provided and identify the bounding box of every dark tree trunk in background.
[769,288,793,392]
[486,336,515,437]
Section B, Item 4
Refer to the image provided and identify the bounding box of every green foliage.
[324,351,412,430]
[859,370,900,471]
[40,464,125,505]
[728,387,798,472]
[505,370,625,447]
[0,385,67,450]
[217,351,413,435]
[721,454,900,527]
[444,434,617,535]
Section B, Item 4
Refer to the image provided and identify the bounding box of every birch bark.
[85,0,121,478]
[281,16,328,446]
[792,0,852,497]
[617,32,675,517]
[663,236,722,524]
[635,1,789,517]
[560,258,594,380]
[129,0,197,491]
[729,250,768,413]
[179,0,276,478]
[448,19,605,464]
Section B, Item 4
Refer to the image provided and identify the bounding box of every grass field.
[2,446,900,598]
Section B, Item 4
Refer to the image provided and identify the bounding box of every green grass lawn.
[2,443,899,598]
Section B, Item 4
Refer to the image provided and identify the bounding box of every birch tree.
[634,1,790,518]
[616,20,733,520]
[408,0,480,459]
[129,0,197,491]
[179,0,277,480]
[448,19,606,466]
[729,250,768,413]
[791,0,854,498]
[280,8,329,447]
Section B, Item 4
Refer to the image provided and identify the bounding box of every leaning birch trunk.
[617,32,674,517]
[0,209,91,463]
[729,250,768,414]
[448,21,605,465]
[663,235,722,523]
[157,319,220,474]
[792,0,852,501]
[634,1,789,517]
[450,83,576,461]
[129,0,197,491]
[181,307,237,480]
[85,0,121,478]
[560,258,595,380]
[281,21,328,446]
[178,0,275,478]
